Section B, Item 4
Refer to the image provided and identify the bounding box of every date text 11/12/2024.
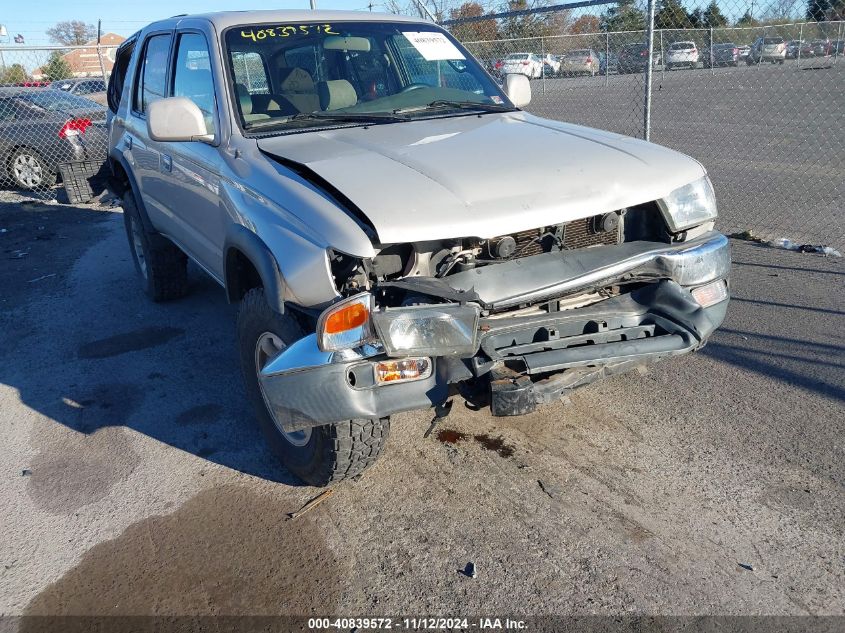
[307,617,528,630]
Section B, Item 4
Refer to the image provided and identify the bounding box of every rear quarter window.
[107,36,136,112]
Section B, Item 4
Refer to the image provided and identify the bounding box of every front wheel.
[237,288,390,486]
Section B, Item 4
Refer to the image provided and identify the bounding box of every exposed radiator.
[508,214,620,258]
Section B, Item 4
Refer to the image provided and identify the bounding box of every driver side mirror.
[502,73,531,108]
[147,97,213,143]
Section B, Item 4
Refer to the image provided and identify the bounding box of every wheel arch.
[224,224,287,314]
[109,154,157,234]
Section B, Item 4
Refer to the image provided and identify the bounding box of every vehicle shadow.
[0,206,304,487]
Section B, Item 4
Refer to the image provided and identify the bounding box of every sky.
[0,0,798,46]
[0,0,377,45]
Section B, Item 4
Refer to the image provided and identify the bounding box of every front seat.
[257,67,320,115]
[235,83,270,123]
[317,79,358,111]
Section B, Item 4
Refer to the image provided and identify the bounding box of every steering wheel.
[399,83,428,93]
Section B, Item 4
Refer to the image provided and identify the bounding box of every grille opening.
[492,212,622,261]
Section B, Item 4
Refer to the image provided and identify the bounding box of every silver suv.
[107,10,730,486]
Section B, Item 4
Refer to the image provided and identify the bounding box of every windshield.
[225,21,511,133]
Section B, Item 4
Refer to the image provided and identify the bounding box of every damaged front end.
[257,202,731,432]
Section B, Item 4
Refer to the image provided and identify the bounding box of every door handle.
[160,154,172,172]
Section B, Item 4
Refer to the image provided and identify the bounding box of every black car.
[617,43,662,74]
[702,43,740,67]
[0,89,107,190]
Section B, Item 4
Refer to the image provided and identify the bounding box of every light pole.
[0,25,8,70]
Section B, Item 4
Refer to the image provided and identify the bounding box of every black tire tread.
[237,288,390,487]
[122,191,188,302]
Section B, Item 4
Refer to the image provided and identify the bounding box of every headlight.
[658,175,718,232]
[317,293,376,352]
[371,304,480,358]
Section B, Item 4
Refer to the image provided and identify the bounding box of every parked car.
[747,37,786,64]
[702,43,739,67]
[799,40,816,57]
[736,44,751,61]
[598,51,619,74]
[811,39,832,57]
[541,53,561,76]
[785,40,804,59]
[501,52,543,79]
[833,40,845,55]
[666,41,700,69]
[617,43,662,73]
[54,77,108,106]
[0,89,106,190]
[561,49,599,76]
[107,10,730,486]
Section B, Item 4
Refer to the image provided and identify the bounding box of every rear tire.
[8,147,55,190]
[237,288,390,486]
[122,190,189,302]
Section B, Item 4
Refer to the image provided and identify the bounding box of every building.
[32,33,126,79]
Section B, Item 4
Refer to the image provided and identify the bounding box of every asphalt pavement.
[1,200,842,625]
[526,58,845,251]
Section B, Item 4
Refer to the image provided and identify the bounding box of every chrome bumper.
[258,232,731,430]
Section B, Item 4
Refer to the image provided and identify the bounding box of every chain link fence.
[1,8,843,250]
[456,4,845,251]
[0,44,117,202]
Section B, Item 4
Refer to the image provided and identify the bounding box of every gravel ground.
[0,201,843,628]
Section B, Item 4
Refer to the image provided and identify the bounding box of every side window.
[107,36,136,113]
[172,32,216,134]
[231,51,269,94]
[133,34,172,113]
[76,82,95,95]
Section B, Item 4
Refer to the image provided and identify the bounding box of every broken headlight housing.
[657,175,718,232]
[371,304,480,358]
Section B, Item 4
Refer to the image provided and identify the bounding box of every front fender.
[224,224,288,314]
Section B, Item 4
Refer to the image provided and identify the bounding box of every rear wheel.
[237,288,390,486]
[8,147,55,190]
[122,191,189,302]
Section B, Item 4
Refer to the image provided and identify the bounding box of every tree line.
[446,0,845,41]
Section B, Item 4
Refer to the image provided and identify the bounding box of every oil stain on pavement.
[436,429,515,458]
[77,326,185,359]
[26,426,140,515]
[21,485,344,625]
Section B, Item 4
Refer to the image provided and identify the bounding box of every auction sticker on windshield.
[402,31,465,61]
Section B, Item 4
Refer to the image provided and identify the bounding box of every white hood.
[257,111,706,244]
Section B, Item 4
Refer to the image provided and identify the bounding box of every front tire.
[237,288,390,486]
[122,191,189,302]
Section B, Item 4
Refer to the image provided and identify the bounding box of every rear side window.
[107,36,136,112]
[134,33,172,113]
[231,52,269,94]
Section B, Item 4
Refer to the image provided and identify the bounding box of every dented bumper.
[258,232,730,431]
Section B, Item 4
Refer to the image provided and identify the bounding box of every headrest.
[278,67,315,94]
[318,80,357,111]
[235,83,252,115]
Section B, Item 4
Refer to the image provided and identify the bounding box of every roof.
[149,10,429,31]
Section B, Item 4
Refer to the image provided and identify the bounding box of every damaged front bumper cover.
[258,231,730,431]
